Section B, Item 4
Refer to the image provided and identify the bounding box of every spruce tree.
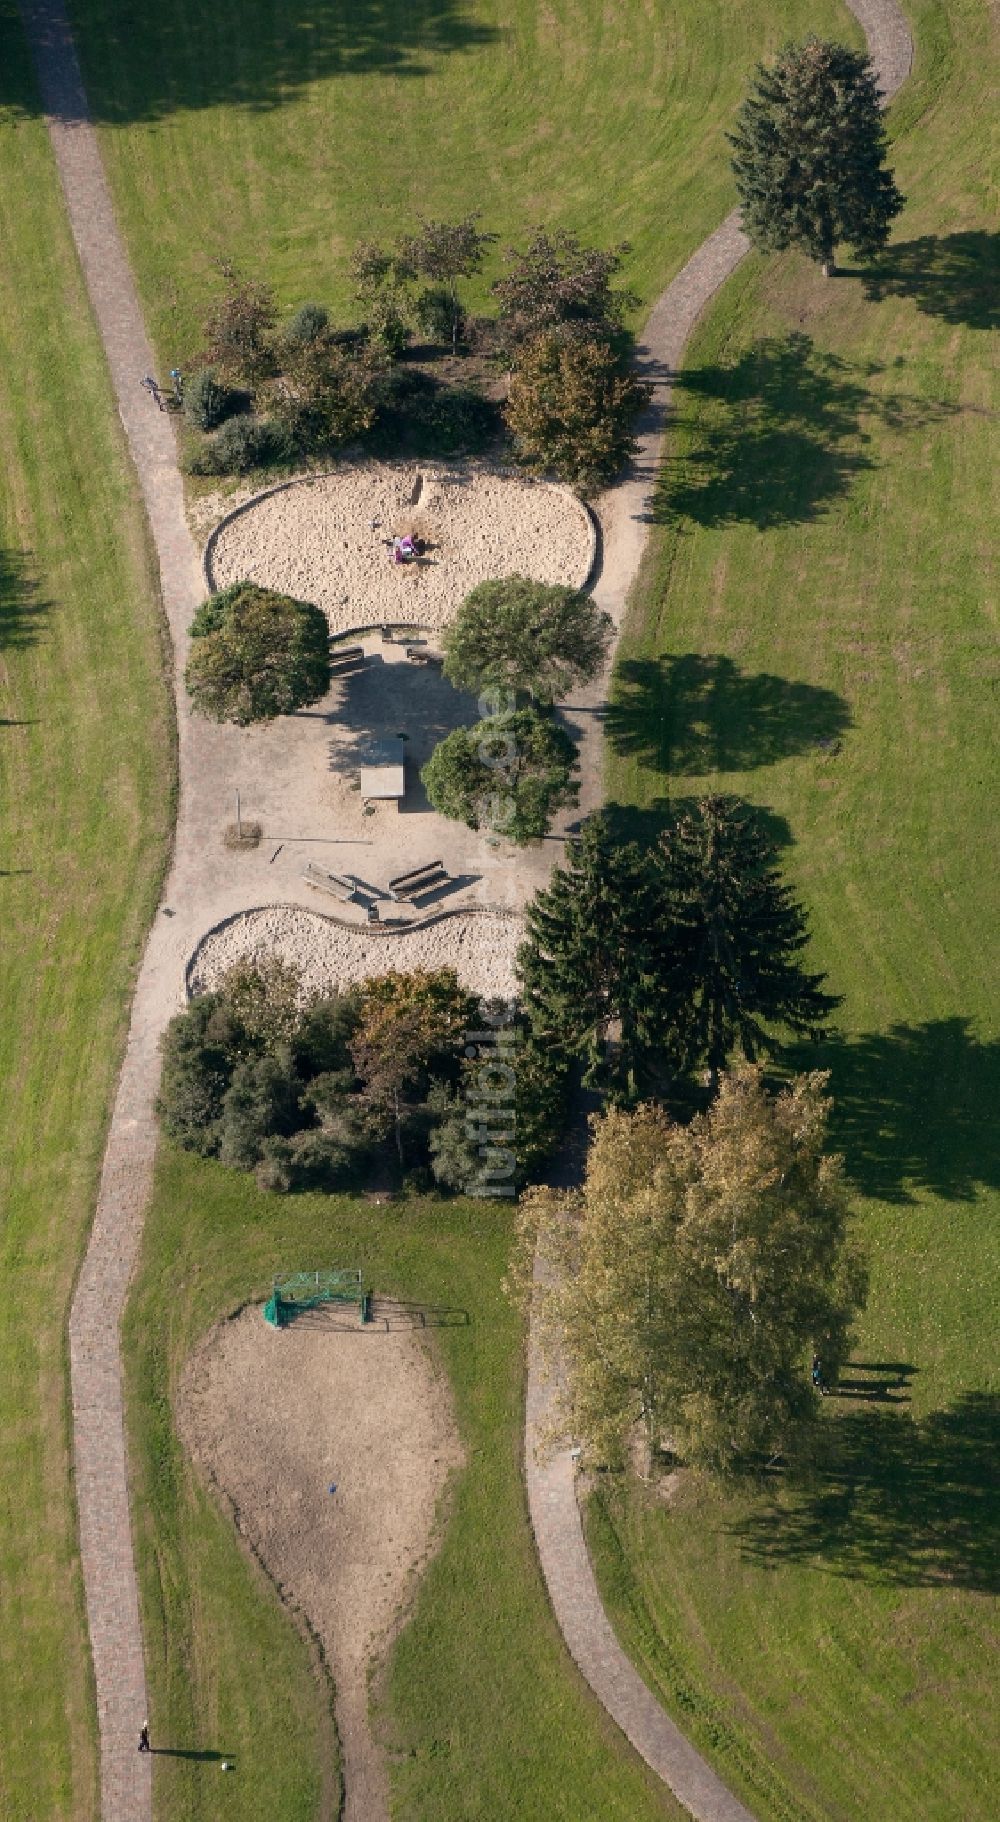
[659,797,840,1090]
[517,815,667,1097]
[729,38,904,276]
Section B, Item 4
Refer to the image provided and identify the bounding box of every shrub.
[157,966,488,1191]
[283,301,330,348]
[156,995,234,1156]
[183,366,238,432]
[427,1083,480,1192]
[413,284,456,345]
[218,956,303,1051]
[370,369,499,457]
[185,582,332,725]
[362,292,411,359]
[505,332,651,493]
[188,414,284,476]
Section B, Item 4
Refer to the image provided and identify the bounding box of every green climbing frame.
[263,1269,372,1328]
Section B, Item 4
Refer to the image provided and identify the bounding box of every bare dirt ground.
[189,904,524,1001]
[205,462,594,636]
[178,1304,465,1822]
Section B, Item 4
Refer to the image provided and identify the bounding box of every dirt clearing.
[178,1303,465,1820]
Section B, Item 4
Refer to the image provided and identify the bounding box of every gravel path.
[18,0,914,1817]
[207,464,594,637]
[190,906,523,1002]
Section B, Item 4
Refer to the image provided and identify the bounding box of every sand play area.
[205,462,595,637]
[178,1305,464,1821]
[188,905,524,1003]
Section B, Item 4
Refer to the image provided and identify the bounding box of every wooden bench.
[302,862,358,903]
[388,860,449,903]
[404,646,442,667]
[329,644,365,674]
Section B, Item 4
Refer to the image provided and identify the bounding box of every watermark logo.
[464,998,518,1198]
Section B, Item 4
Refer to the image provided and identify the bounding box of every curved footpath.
[17,0,911,1817]
[525,8,912,1821]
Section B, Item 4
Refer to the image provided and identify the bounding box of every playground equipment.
[263,1269,373,1329]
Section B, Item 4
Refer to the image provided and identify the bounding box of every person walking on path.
[140,374,164,411]
[138,1720,150,1753]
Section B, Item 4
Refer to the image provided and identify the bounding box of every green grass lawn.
[64,0,855,362]
[596,1,1000,1815]
[128,1145,684,1822]
[0,7,173,1817]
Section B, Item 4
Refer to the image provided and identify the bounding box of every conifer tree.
[729,38,904,276]
[659,797,840,1091]
[517,815,667,1097]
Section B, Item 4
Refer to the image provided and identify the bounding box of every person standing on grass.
[138,1720,150,1753]
[812,1355,829,1396]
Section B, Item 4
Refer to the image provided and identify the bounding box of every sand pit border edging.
[184,900,524,999]
[201,462,599,628]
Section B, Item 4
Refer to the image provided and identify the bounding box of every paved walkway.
[17,0,911,1816]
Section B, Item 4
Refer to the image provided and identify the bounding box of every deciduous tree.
[397,215,498,351]
[350,969,477,1161]
[202,265,278,382]
[520,1067,867,1473]
[492,228,637,357]
[505,333,650,493]
[185,582,332,725]
[442,576,611,706]
[422,708,579,843]
[729,38,904,276]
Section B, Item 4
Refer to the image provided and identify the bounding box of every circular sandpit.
[179,1306,464,1822]
[204,462,595,637]
[188,906,524,1003]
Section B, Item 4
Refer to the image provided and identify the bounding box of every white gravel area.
[188,905,524,1002]
[205,462,594,636]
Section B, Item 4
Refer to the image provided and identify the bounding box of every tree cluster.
[185,582,331,725]
[422,577,611,845]
[518,799,840,1100]
[186,220,647,487]
[157,960,517,1194]
[520,1067,867,1474]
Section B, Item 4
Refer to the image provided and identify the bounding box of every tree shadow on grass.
[650,333,953,532]
[788,1018,1000,1205]
[600,795,794,855]
[0,548,48,653]
[42,0,499,125]
[605,653,852,775]
[856,233,1000,331]
[734,1392,1000,1592]
[151,1747,233,1763]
